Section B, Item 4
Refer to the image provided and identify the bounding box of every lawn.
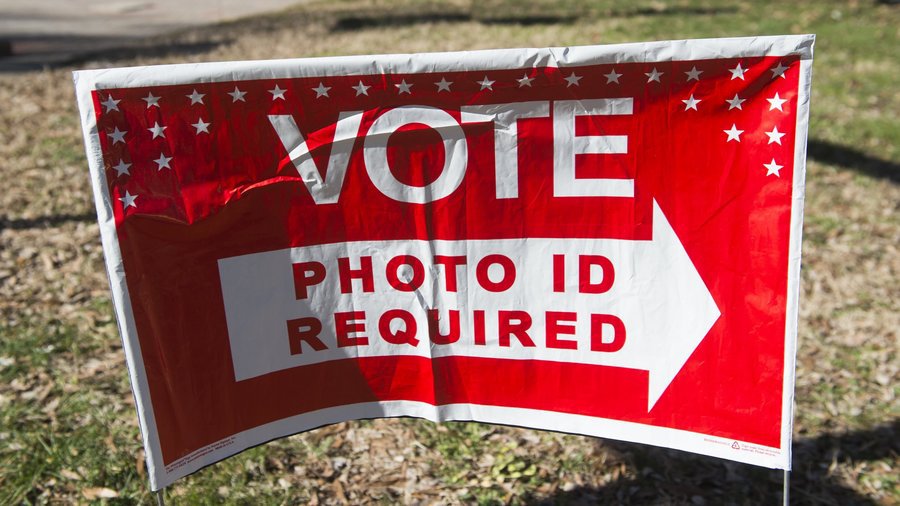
[0,0,897,504]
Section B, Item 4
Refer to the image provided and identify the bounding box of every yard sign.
[74,34,814,490]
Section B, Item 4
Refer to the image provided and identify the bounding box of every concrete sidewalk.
[0,0,304,71]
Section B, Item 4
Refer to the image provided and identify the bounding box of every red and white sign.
[74,35,814,490]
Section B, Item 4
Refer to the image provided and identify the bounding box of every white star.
[352,81,371,96]
[477,76,495,90]
[186,89,205,105]
[112,159,131,177]
[516,74,534,88]
[142,92,161,108]
[726,94,746,110]
[645,68,663,83]
[764,158,783,177]
[108,127,127,144]
[728,63,746,80]
[269,84,287,100]
[228,87,247,102]
[192,118,211,134]
[770,62,789,79]
[684,66,703,81]
[723,124,744,142]
[101,95,120,113]
[682,94,701,111]
[119,191,137,209]
[154,153,173,170]
[435,77,452,92]
[767,93,788,112]
[312,82,330,98]
[604,69,622,84]
[395,79,413,94]
[563,73,582,87]
[765,126,786,145]
[147,121,167,139]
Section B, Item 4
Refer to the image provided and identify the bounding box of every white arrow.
[640,199,721,409]
[582,199,721,409]
[218,199,720,411]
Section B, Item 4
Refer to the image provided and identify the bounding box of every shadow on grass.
[0,34,227,73]
[332,13,577,31]
[616,6,739,17]
[330,4,737,32]
[808,139,900,184]
[334,13,473,31]
[0,212,96,231]
[527,420,898,505]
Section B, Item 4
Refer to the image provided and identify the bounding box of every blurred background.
[0,0,897,504]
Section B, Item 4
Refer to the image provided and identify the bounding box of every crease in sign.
[364,106,468,204]
[460,101,550,199]
[268,111,364,203]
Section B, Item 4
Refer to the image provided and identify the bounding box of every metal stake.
[156,489,166,506]
[782,469,790,506]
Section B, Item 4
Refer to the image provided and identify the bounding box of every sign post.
[784,469,791,505]
[74,34,813,490]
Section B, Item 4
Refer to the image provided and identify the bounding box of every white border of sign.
[74,34,814,490]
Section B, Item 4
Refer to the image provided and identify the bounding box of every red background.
[93,55,799,463]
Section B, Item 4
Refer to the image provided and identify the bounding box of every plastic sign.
[74,35,814,490]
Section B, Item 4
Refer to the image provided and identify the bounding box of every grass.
[0,316,148,503]
[0,0,898,503]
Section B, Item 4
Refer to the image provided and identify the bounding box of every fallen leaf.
[60,469,81,480]
[82,487,119,499]
[333,480,349,504]
[136,449,146,479]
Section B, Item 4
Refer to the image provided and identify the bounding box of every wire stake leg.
[782,469,790,506]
